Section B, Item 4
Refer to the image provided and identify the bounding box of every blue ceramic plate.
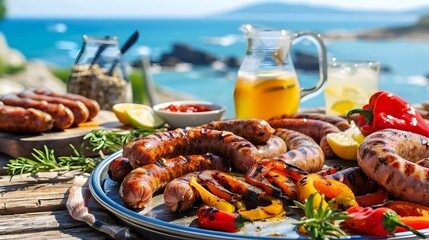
[89,151,429,240]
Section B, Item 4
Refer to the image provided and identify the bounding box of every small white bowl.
[152,100,227,129]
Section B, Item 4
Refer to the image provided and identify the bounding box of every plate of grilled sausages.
[0,88,122,157]
[89,115,429,239]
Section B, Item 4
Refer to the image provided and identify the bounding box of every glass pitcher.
[67,35,131,110]
[234,24,327,120]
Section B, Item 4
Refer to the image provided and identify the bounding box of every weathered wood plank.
[0,210,85,234]
[0,227,106,240]
[0,171,88,214]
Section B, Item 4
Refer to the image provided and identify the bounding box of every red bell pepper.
[345,206,426,238]
[196,205,251,233]
[347,91,429,137]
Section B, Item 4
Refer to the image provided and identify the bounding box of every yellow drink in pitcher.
[234,71,300,120]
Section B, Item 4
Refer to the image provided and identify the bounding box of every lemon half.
[326,121,364,161]
[126,108,165,129]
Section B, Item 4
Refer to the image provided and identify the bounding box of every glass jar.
[67,35,131,110]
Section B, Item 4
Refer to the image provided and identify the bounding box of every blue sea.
[1,16,429,117]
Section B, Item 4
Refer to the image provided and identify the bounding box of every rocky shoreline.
[0,17,428,101]
[0,33,194,103]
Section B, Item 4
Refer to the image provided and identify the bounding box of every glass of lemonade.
[324,59,380,116]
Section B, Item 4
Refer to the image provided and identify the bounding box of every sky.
[6,0,429,18]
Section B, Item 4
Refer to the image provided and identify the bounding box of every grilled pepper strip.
[297,173,358,210]
[382,201,429,217]
[355,190,389,207]
[345,206,426,238]
[239,199,283,220]
[189,176,235,213]
[197,205,251,233]
[397,216,429,232]
[347,91,429,137]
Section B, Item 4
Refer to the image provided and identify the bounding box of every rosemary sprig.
[293,194,351,240]
[4,127,165,178]
[83,127,164,152]
[4,144,102,178]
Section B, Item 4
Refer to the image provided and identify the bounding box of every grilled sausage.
[268,118,341,158]
[277,113,351,131]
[0,103,54,133]
[33,88,100,120]
[163,172,200,212]
[123,128,261,172]
[18,89,89,124]
[108,157,133,183]
[0,94,74,130]
[120,153,227,208]
[256,135,287,159]
[325,167,380,196]
[198,119,275,145]
[357,129,429,206]
[273,128,325,173]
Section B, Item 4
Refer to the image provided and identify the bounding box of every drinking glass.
[324,58,380,116]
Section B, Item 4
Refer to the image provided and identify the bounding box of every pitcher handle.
[293,31,328,101]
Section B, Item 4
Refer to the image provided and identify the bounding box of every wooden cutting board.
[0,110,125,158]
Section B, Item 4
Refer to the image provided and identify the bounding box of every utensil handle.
[293,31,328,101]
[108,31,139,76]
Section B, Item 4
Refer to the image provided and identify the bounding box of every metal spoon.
[108,30,139,76]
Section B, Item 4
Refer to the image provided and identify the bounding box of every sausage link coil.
[273,128,325,173]
[268,118,340,158]
[357,129,429,206]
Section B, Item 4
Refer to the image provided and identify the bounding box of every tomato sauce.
[161,104,214,113]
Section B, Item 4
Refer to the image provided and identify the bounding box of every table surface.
[0,152,108,239]
[1,105,426,240]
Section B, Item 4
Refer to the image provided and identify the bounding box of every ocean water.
[1,16,429,117]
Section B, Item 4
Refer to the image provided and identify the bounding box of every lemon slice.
[326,121,364,161]
[126,108,165,129]
[328,85,369,115]
[330,100,355,115]
[342,85,368,106]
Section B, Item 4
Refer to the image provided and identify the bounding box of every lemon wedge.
[126,108,165,129]
[112,103,152,125]
[326,121,364,161]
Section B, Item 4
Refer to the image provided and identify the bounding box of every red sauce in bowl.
[161,104,215,113]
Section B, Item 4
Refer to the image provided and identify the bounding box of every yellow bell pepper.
[297,173,358,210]
[189,176,235,213]
[238,199,283,221]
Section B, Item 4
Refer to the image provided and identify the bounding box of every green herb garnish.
[293,194,350,240]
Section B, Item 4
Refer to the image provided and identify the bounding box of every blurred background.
[1,0,429,117]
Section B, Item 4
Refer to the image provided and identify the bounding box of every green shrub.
[0,63,26,75]
[51,68,72,83]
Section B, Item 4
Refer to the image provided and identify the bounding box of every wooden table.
[0,152,108,239]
